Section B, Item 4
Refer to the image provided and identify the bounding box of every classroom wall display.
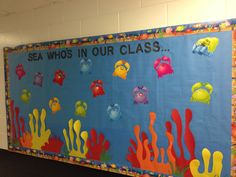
[4,19,236,177]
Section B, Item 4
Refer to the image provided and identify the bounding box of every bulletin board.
[4,19,236,177]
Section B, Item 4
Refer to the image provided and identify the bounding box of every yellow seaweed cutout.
[63,118,88,158]
[190,148,223,177]
[28,108,51,150]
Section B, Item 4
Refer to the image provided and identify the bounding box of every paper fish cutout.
[49,97,61,114]
[113,60,130,80]
[53,69,65,86]
[107,104,121,120]
[192,37,219,56]
[16,64,26,80]
[133,86,148,104]
[33,72,43,87]
[20,89,31,103]
[74,101,87,117]
[153,56,174,78]
[190,82,213,104]
[90,80,105,97]
[80,58,92,74]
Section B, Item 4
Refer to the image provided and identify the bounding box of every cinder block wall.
[0,0,235,149]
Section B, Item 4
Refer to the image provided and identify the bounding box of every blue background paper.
[8,31,232,175]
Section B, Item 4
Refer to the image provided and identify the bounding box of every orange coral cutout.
[19,132,32,148]
[133,112,175,175]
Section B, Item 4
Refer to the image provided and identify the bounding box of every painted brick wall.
[0,0,235,149]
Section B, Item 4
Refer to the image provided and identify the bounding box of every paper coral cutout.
[127,131,153,168]
[63,119,88,158]
[41,136,64,154]
[19,132,32,148]
[10,100,32,148]
[127,112,175,175]
[166,108,196,177]
[86,129,111,162]
[190,148,223,177]
[28,108,51,150]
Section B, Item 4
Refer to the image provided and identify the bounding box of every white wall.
[0,0,236,149]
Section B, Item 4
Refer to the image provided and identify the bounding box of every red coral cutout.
[10,100,17,140]
[41,136,64,153]
[165,108,195,177]
[86,129,110,161]
[10,100,32,148]
[126,132,153,168]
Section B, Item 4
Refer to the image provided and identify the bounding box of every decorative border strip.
[4,18,236,177]
[4,19,236,53]
[231,29,236,177]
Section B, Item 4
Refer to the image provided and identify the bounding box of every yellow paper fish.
[112,60,130,80]
[49,97,61,114]
[190,82,213,104]
[196,37,219,53]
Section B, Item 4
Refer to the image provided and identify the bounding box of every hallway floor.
[0,149,127,177]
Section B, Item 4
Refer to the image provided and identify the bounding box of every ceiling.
[0,0,70,17]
